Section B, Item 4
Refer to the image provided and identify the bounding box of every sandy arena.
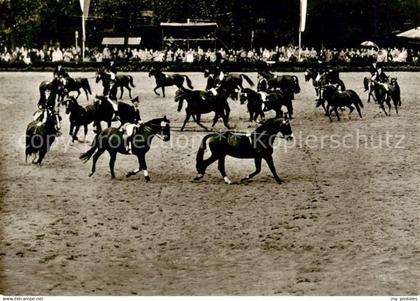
[0,71,419,295]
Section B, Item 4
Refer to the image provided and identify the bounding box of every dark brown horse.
[204,69,254,100]
[149,67,193,97]
[25,108,60,164]
[370,80,401,116]
[239,88,265,122]
[64,96,141,142]
[258,70,300,98]
[96,68,136,99]
[174,87,231,131]
[62,76,92,100]
[80,117,170,181]
[194,117,293,184]
[320,85,364,121]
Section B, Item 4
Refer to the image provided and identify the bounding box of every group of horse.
[24,65,401,184]
[304,68,401,121]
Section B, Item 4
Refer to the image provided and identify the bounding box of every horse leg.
[218,156,231,184]
[354,104,362,118]
[195,153,218,179]
[162,86,165,98]
[264,155,283,184]
[108,151,117,179]
[386,98,392,116]
[126,154,143,178]
[76,90,81,99]
[93,120,101,133]
[322,102,329,116]
[89,148,105,177]
[335,108,340,121]
[241,157,262,181]
[127,86,132,98]
[83,124,88,141]
[225,105,231,120]
[69,121,74,136]
[153,86,160,96]
[221,111,231,129]
[328,107,334,122]
[120,86,124,99]
[36,149,46,165]
[347,105,354,119]
[84,88,89,101]
[140,155,150,182]
[181,113,192,131]
[211,113,219,127]
[73,125,80,142]
[380,102,388,116]
[194,114,208,130]
[286,100,294,119]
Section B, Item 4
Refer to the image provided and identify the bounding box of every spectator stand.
[160,20,218,51]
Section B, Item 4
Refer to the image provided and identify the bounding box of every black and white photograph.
[0,0,419,298]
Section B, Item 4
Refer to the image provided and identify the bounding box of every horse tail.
[184,76,194,89]
[83,78,92,95]
[240,74,255,87]
[196,134,214,173]
[25,128,34,162]
[79,134,99,163]
[129,76,136,88]
[292,75,300,93]
[363,77,369,92]
[338,79,346,91]
[351,90,364,108]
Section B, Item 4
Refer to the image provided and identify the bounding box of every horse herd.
[25,66,402,184]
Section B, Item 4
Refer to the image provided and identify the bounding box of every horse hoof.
[194,174,203,181]
[88,172,94,177]
[126,172,134,178]
[276,179,283,184]
[145,176,151,182]
[223,177,232,185]
[240,176,249,182]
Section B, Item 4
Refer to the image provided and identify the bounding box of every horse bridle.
[142,121,169,140]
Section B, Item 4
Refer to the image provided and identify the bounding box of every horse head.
[320,84,337,101]
[145,116,171,142]
[292,76,300,93]
[174,89,188,111]
[96,68,106,83]
[203,68,210,78]
[304,69,314,82]
[239,90,249,104]
[149,67,161,77]
[277,118,293,141]
[64,96,77,114]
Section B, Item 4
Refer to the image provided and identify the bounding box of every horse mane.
[253,118,281,134]
[144,117,168,127]
[259,70,273,78]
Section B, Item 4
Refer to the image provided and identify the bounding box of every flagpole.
[299,0,307,62]
[298,30,302,61]
[81,14,86,62]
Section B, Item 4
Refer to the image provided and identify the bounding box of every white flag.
[300,0,307,32]
[79,0,91,17]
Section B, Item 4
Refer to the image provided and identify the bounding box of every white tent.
[396,27,420,40]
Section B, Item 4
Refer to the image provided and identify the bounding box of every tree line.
[0,0,418,49]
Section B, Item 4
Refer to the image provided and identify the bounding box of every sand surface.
[0,71,419,295]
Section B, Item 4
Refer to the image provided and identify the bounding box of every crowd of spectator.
[1,44,418,65]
